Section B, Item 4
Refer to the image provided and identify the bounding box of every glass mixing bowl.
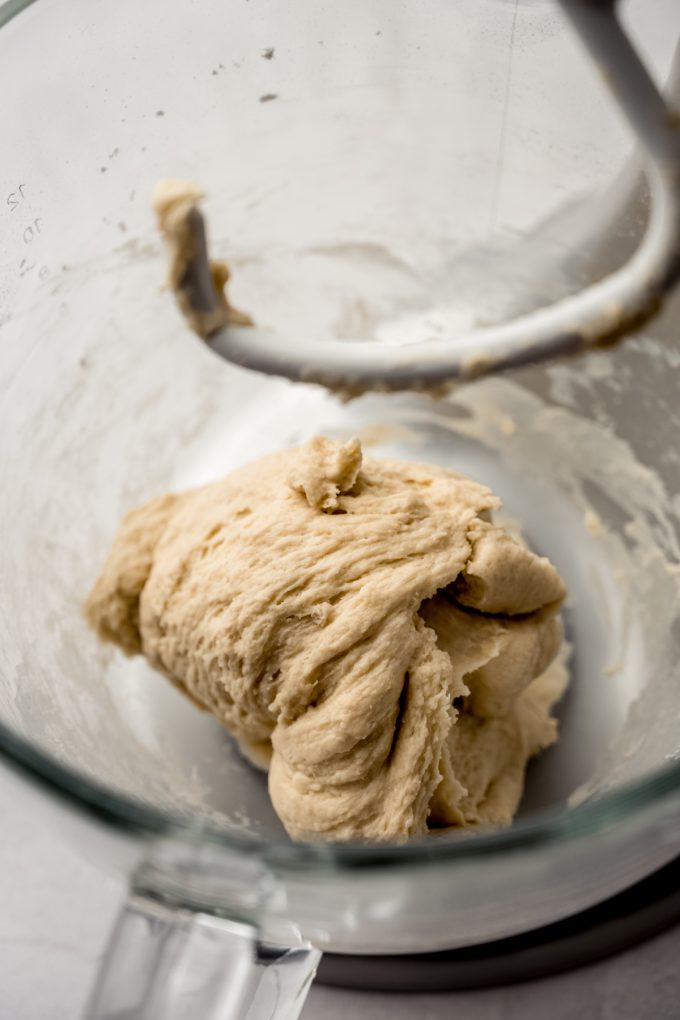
[1,0,680,1016]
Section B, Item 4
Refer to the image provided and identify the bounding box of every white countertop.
[2,769,678,1020]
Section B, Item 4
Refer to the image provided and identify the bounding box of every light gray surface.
[1,770,678,1020]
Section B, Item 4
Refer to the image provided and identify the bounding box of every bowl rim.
[0,0,39,30]
[1,713,679,871]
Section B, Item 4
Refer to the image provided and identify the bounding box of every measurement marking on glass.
[5,183,26,211]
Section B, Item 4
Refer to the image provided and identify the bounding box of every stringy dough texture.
[86,437,567,841]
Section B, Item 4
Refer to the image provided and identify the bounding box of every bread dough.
[152,179,253,338]
[86,437,567,841]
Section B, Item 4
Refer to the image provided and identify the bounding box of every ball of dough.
[86,436,567,841]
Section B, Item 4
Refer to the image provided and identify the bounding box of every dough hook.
[157,0,680,394]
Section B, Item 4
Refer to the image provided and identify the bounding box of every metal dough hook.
[157,0,680,395]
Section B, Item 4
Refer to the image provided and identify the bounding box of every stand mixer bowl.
[1,1,680,1016]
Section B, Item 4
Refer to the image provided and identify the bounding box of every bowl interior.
[1,0,679,849]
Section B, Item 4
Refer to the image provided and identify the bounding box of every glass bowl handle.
[85,889,320,1020]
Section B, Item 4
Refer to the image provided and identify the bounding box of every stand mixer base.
[317,855,680,991]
